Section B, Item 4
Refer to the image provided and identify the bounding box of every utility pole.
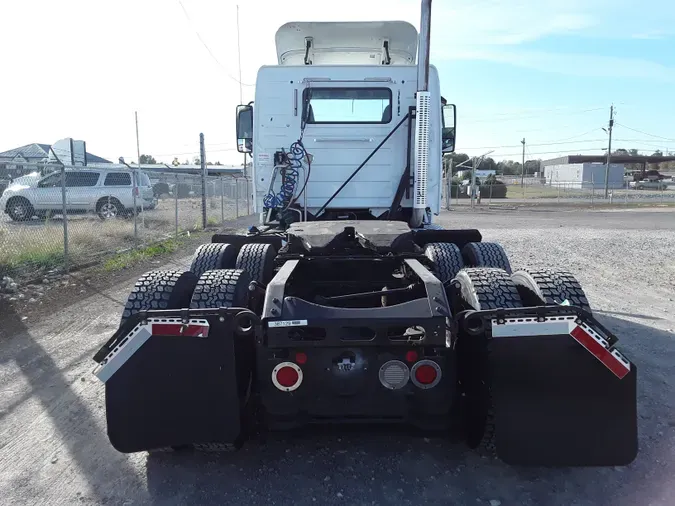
[236,4,250,213]
[604,105,614,199]
[521,138,526,186]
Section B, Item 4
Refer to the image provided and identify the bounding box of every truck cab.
[236,21,456,227]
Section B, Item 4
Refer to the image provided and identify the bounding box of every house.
[0,141,111,179]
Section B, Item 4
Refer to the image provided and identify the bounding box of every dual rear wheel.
[118,241,277,453]
[424,239,592,454]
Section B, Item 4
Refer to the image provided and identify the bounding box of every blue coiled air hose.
[263,141,308,210]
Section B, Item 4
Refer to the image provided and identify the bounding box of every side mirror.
[442,104,456,153]
[236,104,253,153]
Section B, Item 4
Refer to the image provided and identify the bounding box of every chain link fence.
[442,176,675,209]
[0,162,253,280]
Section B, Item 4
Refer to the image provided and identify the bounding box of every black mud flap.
[489,323,638,467]
[97,312,250,453]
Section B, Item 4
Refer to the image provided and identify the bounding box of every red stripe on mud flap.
[569,325,630,379]
[151,323,209,337]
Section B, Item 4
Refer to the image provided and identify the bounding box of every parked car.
[0,168,157,221]
[629,179,669,190]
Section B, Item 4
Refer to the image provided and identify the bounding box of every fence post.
[174,174,179,239]
[247,177,251,215]
[489,183,493,205]
[132,168,138,246]
[445,177,452,211]
[234,178,240,217]
[200,133,207,229]
[60,165,69,273]
[220,176,225,222]
[591,174,594,206]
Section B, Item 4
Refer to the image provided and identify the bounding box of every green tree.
[139,154,157,164]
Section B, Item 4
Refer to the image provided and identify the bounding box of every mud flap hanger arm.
[92,307,261,364]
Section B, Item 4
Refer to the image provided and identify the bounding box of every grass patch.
[0,248,65,277]
[103,237,186,272]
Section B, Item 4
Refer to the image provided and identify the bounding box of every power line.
[463,107,606,124]
[466,105,608,120]
[176,0,254,87]
[487,147,607,158]
[615,123,675,142]
[556,127,605,142]
[462,138,607,150]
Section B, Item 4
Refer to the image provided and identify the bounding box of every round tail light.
[379,360,410,390]
[272,362,303,392]
[411,360,442,389]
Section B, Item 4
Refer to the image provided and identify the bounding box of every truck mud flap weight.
[487,314,638,467]
[98,314,248,453]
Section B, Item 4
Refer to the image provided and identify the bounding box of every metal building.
[543,163,624,189]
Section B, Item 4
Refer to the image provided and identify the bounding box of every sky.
[1,0,674,164]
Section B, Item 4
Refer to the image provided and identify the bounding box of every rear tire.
[235,243,276,284]
[452,268,522,457]
[7,197,34,221]
[423,242,464,284]
[188,268,253,453]
[453,267,522,311]
[121,269,198,325]
[97,198,123,220]
[511,269,592,314]
[190,243,238,279]
[462,242,512,274]
[189,268,251,309]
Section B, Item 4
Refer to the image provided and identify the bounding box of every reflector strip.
[93,318,210,383]
[490,316,631,379]
[570,325,630,379]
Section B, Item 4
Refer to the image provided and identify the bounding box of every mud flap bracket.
[95,311,252,453]
[480,309,638,466]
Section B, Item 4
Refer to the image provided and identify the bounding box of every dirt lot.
[1,208,674,506]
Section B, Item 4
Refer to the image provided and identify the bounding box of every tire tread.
[462,242,512,274]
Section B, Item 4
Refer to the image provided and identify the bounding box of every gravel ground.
[0,208,674,506]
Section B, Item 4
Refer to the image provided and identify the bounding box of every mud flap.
[490,332,637,466]
[99,316,244,453]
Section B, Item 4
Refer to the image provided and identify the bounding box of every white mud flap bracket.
[93,318,210,383]
[491,315,631,379]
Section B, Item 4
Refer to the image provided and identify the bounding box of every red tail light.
[411,360,442,389]
[272,362,303,392]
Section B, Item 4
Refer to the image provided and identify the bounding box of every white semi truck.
[93,1,637,467]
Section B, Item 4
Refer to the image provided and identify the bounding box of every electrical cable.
[176,0,255,87]
[615,123,675,142]
[262,86,313,211]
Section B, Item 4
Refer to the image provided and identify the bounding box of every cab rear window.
[302,88,392,124]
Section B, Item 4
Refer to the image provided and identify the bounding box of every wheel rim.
[100,202,118,218]
[12,202,28,219]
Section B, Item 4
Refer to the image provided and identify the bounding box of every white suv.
[0,168,156,221]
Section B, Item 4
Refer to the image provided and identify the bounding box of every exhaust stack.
[417,0,432,92]
[411,0,432,228]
